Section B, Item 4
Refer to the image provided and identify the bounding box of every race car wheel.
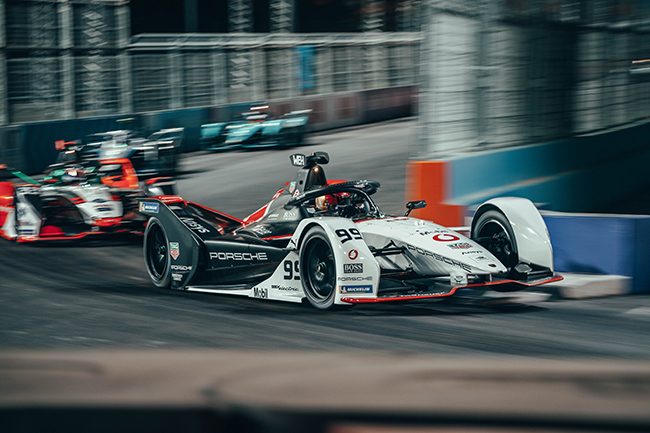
[144,217,171,289]
[300,226,337,310]
[472,210,518,269]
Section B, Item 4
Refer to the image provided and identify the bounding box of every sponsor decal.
[267,213,279,220]
[447,242,473,250]
[251,225,272,236]
[253,287,268,299]
[293,189,300,198]
[292,154,306,166]
[406,244,472,272]
[210,251,268,261]
[461,250,483,255]
[171,265,192,271]
[95,206,113,212]
[139,202,159,213]
[283,211,297,219]
[271,284,300,292]
[180,217,210,234]
[288,181,296,194]
[338,276,373,282]
[172,273,183,282]
[170,242,180,260]
[433,233,460,242]
[471,255,492,263]
[348,249,359,260]
[343,263,363,273]
[340,285,373,294]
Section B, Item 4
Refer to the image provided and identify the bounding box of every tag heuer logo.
[170,242,180,260]
[343,263,363,273]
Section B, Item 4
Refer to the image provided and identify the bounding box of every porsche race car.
[138,152,562,309]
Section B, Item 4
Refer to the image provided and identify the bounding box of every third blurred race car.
[201,106,310,151]
[79,128,184,175]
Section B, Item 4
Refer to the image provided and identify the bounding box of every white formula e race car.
[138,152,562,309]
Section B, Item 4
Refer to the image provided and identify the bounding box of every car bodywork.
[80,128,183,175]
[138,152,561,309]
[201,107,310,151]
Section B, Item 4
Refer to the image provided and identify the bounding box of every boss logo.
[343,263,363,273]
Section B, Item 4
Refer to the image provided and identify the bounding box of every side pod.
[139,198,202,290]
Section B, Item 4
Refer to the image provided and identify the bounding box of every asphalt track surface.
[2,118,650,358]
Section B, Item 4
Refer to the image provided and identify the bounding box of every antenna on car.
[290,151,329,168]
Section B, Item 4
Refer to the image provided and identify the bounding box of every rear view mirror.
[405,200,427,216]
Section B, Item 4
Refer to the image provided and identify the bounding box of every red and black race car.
[0,158,175,242]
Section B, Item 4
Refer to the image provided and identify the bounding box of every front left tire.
[144,217,171,289]
[299,226,338,310]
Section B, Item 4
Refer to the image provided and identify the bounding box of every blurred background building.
[1,0,650,154]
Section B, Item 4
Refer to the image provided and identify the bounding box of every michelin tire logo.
[339,285,373,294]
[139,202,159,213]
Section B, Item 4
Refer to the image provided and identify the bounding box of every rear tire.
[300,226,337,310]
[144,217,171,289]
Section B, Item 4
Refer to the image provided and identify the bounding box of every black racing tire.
[143,217,171,289]
[472,210,518,269]
[299,226,338,310]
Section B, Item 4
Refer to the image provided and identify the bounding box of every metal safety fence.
[2,23,420,124]
[127,34,421,114]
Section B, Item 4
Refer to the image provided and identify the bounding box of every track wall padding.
[543,213,650,294]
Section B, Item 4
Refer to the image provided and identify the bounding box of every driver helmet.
[61,166,86,184]
[315,194,340,212]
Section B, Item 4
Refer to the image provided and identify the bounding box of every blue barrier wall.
[543,213,650,294]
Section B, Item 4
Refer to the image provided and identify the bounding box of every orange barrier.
[405,160,465,227]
